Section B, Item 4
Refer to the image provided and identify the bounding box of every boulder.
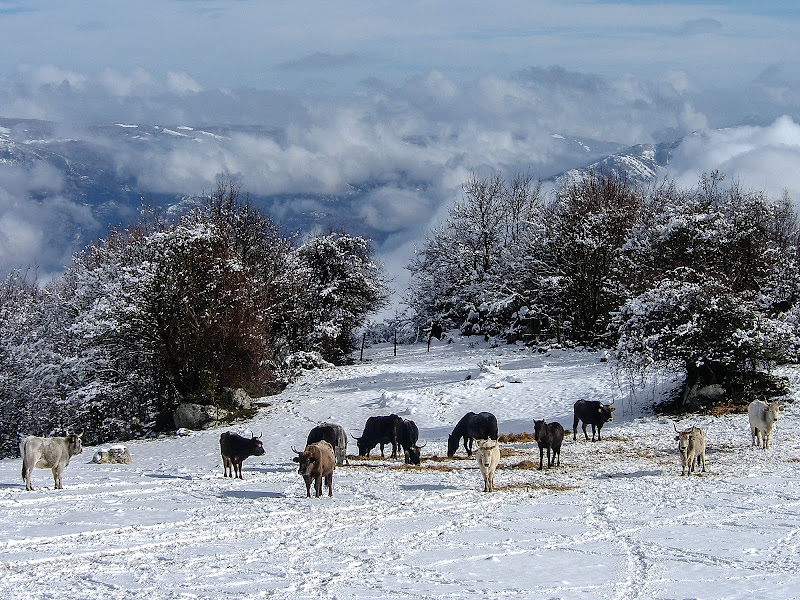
[220,387,252,410]
[92,445,132,465]
[173,403,223,430]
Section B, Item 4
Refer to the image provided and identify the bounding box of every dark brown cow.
[292,440,335,498]
[572,399,615,442]
[533,419,564,470]
[219,432,264,479]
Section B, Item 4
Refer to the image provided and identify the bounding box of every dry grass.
[499,432,536,444]
[493,481,576,493]
[504,459,541,471]
[413,463,459,472]
[499,447,527,458]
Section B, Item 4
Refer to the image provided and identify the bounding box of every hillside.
[1,337,798,599]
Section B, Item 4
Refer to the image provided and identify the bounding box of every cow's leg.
[325,473,333,497]
[751,426,759,446]
[538,447,544,470]
[53,466,62,489]
[764,432,771,450]
[596,424,603,442]
[466,437,473,457]
[379,443,385,458]
[315,475,323,498]
[547,447,553,469]
[23,466,33,491]
[573,416,579,441]
[582,423,589,441]
[391,441,398,459]
[304,475,312,497]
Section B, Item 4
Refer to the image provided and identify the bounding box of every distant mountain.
[552,139,681,186]
[0,116,683,274]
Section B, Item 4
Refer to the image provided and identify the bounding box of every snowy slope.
[1,338,799,599]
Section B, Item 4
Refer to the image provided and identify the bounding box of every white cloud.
[0,162,96,276]
[17,64,88,91]
[100,67,159,97]
[664,115,800,203]
[167,71,202,95]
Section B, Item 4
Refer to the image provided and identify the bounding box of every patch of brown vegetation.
[504,459,540,470]
[499,447,526,458]
[494,481,576,493]
[499,432,536,443]
[414,463,459,472]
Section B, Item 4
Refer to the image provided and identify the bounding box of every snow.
[2,337,800,599]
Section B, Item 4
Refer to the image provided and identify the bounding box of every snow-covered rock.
[92,445,132,465]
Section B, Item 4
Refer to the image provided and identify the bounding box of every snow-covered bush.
[0,182,389,457]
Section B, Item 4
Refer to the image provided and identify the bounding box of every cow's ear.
[610,407,616,411]
[674,435,680,441]
[292,457,300,463]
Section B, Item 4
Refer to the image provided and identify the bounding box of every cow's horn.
[291,446,301,454]
[350,434,360,441]
[673,423,679,433]
[418,441,427,448]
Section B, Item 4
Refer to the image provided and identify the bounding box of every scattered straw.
[499,432,536,444]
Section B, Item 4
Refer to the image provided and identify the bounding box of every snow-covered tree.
[613,173,800,407]
[291,232,390,363]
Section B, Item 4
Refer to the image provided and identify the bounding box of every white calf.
[476,439,500,492]
[748,400,781,449]
[674,425,706,476]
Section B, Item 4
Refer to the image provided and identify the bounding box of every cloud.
[167,71,202,95]
[277,52,362,71]
[664,115,800,203]
[678,18,723,36]
[0,161,97,277]
[100,67,159,97]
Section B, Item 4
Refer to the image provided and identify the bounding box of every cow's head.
[406,446,421,465]
[598,402,615,423]
[533,419,545,442]
[350,435,370,457]
[292,446,315,474]
[476,439,498,466]
[446,434,459,457]
[67,432,83,456]
[674,424,694,456]
[765,402,782,422]
[250,433,265,456]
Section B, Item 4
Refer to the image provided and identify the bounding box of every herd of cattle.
[17,398,784,495]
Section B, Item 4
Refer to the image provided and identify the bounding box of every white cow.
[674,425,706,476]
[20,433,83,491]
[476,438,500,492]
[748,400,782,449]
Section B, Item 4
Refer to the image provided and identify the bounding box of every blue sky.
[0,0,798,92]
[1,0,800,286]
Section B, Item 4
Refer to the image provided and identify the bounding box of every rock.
[683,383,727,411]
[221,387,252,410]
[92,445,132,465]
[173,403,223,430]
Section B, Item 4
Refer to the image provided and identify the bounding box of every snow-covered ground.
[2,338,800,599]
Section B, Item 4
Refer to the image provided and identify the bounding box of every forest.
[0,182,389,457]
[2,170,799,458]
[402,170,800,410]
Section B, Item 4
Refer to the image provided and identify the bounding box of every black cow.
[307,423,348,466]
[219,432,265,479]
[572,399,615,442]
[353,414,402,458]
[398,419,425,465]
[447,411,498,457]
[533,419,564,470]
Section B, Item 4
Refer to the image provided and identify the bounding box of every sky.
[1,0,800,295]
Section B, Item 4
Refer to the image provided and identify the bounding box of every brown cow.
[292,440,335,498]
